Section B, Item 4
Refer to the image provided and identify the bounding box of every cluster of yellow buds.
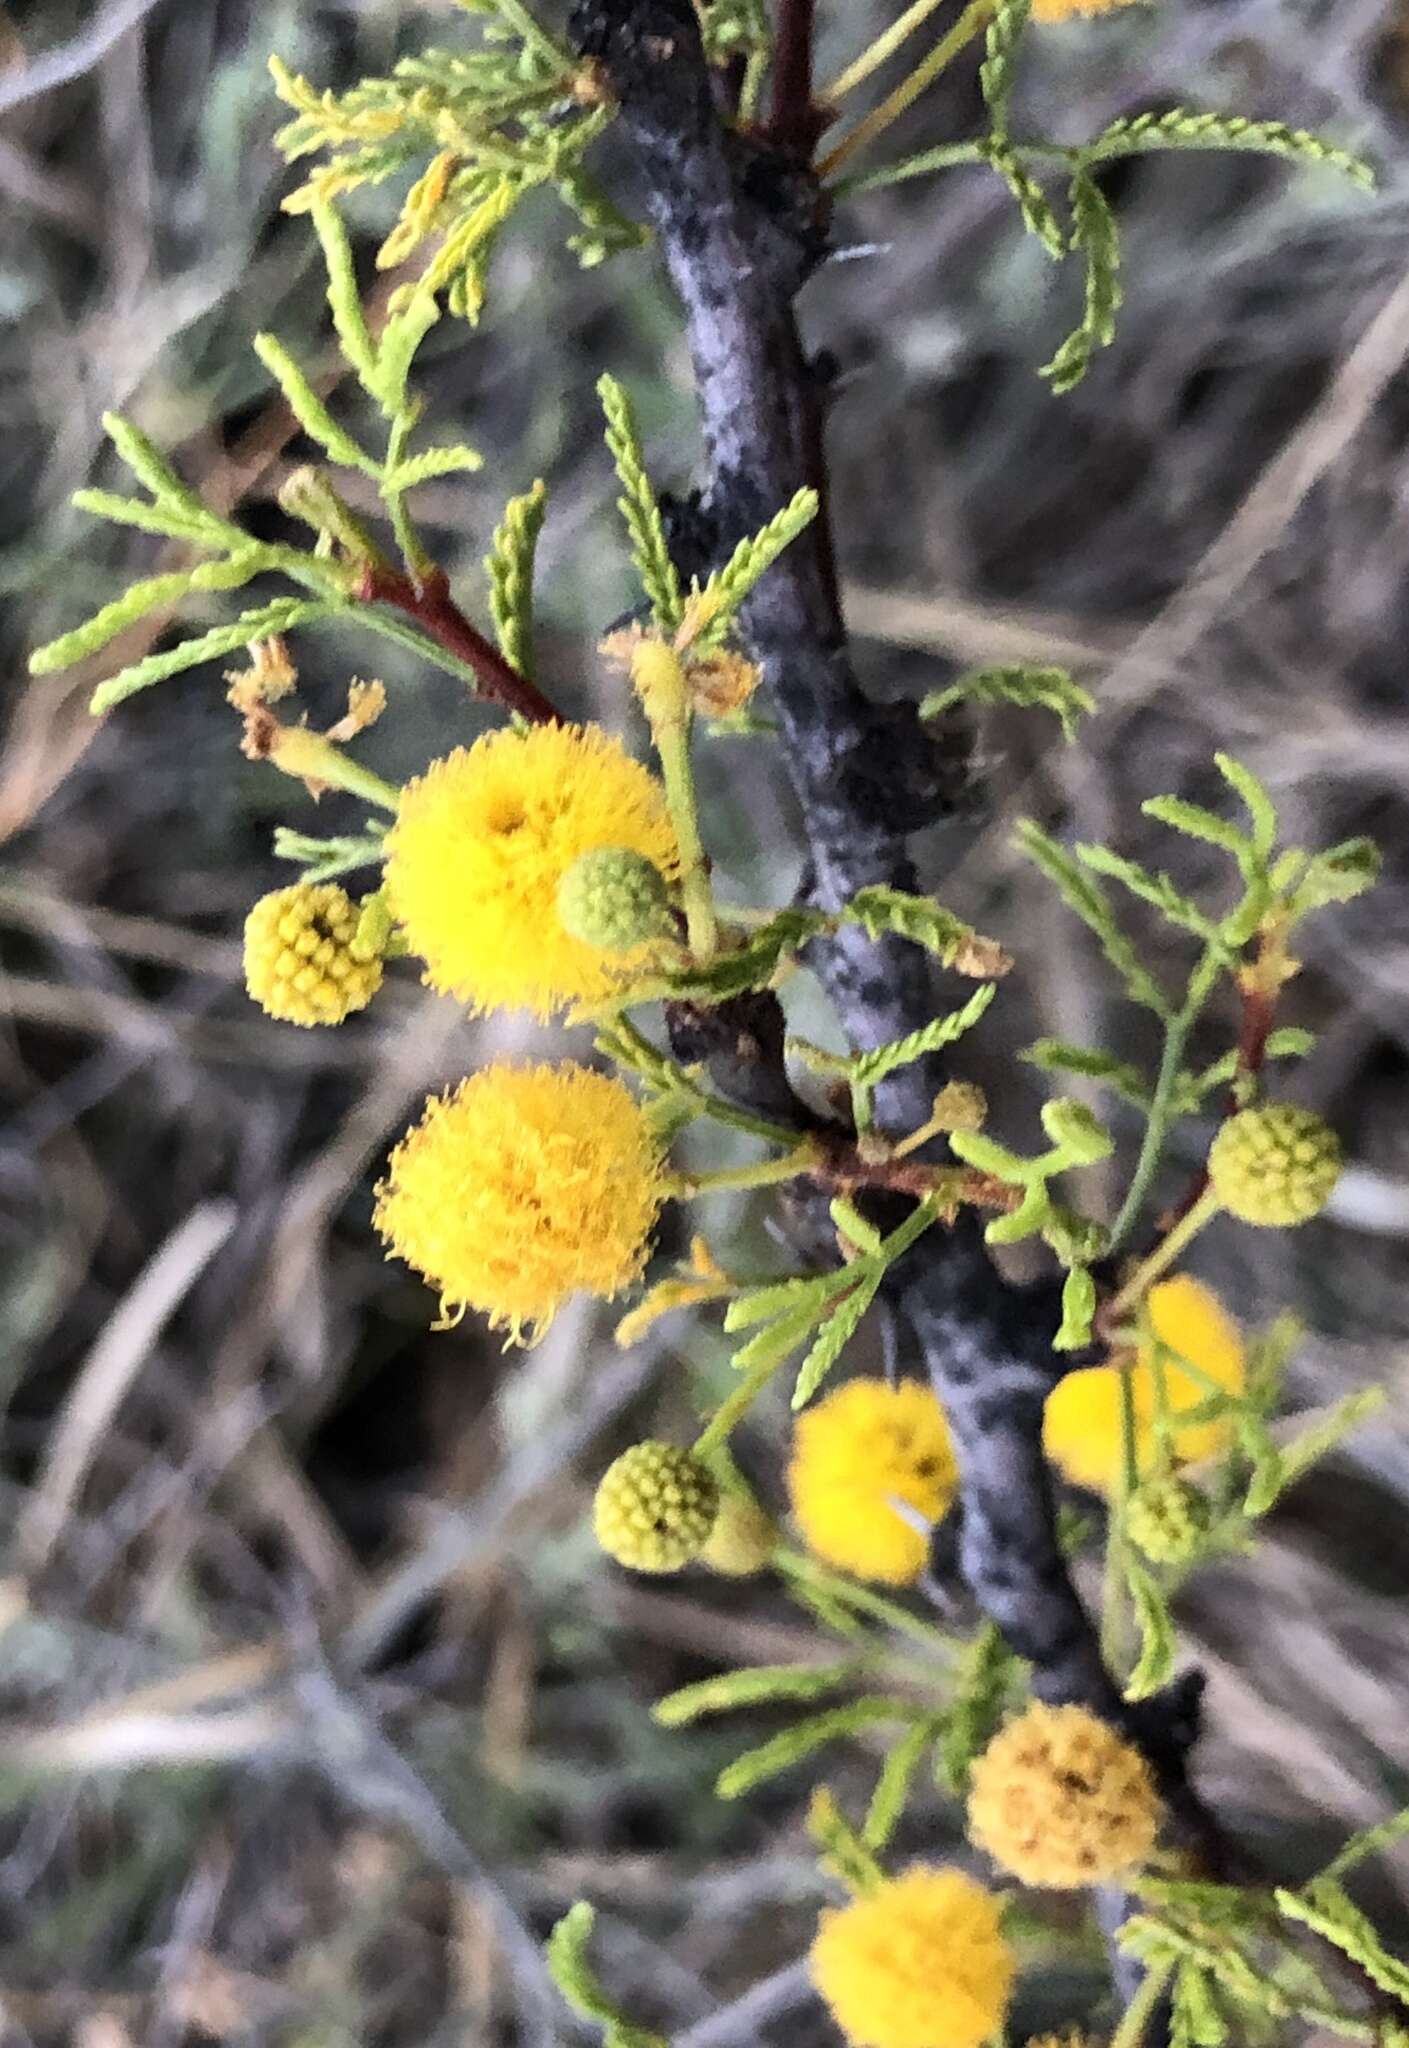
[243,882,383,1027]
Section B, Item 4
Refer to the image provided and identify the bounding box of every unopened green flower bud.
[594,1441,718,1573]
[701,1494,778,1577]
[1125,1476,1212,1565]
[558,847,674,953]
[1209,1105,1340,1228]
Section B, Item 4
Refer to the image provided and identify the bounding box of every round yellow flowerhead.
[1043,1275,1244,1495]
[967,1701,1160,1888]
[1209,1105,1340,1228]
[373,1062,665,1339]
[1125,1474,1212,1566]
[811,1866,1014,2048]
[1031,0,1140,20]
[788,1379,959,1587]
[594,1441,719,1573]
[701,1493,779,1577]
[243,882,382,1026]
[383,724,680,1019]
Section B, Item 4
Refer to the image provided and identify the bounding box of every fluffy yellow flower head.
[811,1866,1014,2048]
[1043,1275,1244,1495]
[967,1701,1160,1887]
[788,1379,959,1587]
[1031,0,1140,21]
[243,882,382,1026]
[383,724,680,1018]
[373,1062,665,1339]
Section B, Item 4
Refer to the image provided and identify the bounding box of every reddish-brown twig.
[359,564,561,726]
[765,0,827,152]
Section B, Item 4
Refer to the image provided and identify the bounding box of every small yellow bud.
[1125,1475,1212,1566]
[593,1442,718,1573]
[557,846,674,952]
[1208,1104,1340,1227]
[244,883,383,1027]
[701,1494,778,1576]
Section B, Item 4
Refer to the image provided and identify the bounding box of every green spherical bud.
[701,1494,778,1577]
[1208,1105,1341,1228]
[1125,1476,1212,1566]
[558,847,674,953]
[594,1441,718,1573]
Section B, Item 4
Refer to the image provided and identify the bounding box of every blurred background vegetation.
[2,0,1408,2041]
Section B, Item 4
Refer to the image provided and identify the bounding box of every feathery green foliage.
[919,662,1094,741]
[546,1904,668,2048]
[485,478,548,676]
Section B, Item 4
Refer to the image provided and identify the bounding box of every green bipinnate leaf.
[598,374,684,631]
[653,1661,862,1726]
[546,1903,668,2048]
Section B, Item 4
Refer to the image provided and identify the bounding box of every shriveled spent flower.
[788,1379,959,1587]
[701,1492,778,1577]
[373,1063,665,1340]
[967,1701,1160,1888]
[1044,1276,1244,1495]
[594,1442,718,1573]
[244,881,382,1026]
[811,1866,1014,2048]
[1028,2033,1104,2048]
[383,724,680,1019]
[1209,1104,1341,1227]
[1125,1474,1213,1566]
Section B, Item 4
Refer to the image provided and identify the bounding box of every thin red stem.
[766,0,823,152]
[360,564,561,725]
[1152,973,1282,1239]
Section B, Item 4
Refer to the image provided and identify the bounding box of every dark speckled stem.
[572,0,1211,2027]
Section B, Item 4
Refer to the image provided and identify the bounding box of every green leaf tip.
[545,1902,668,2048]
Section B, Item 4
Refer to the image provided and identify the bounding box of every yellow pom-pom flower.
[1043,1275,1244,1495]
[373,1062,665,1339]
[1209,1104,1341,1227]
[593,1441,719,1572]
[788,1379,959,1587]
[701,1493,779,1576]
[383,724,680,1019]
[811,1866,1014,2048]
[1032,0,1140,20]
[967,1701,1160,1887]
[243,882,383,1026]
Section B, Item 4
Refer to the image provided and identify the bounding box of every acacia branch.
[575,0,1220,2020]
